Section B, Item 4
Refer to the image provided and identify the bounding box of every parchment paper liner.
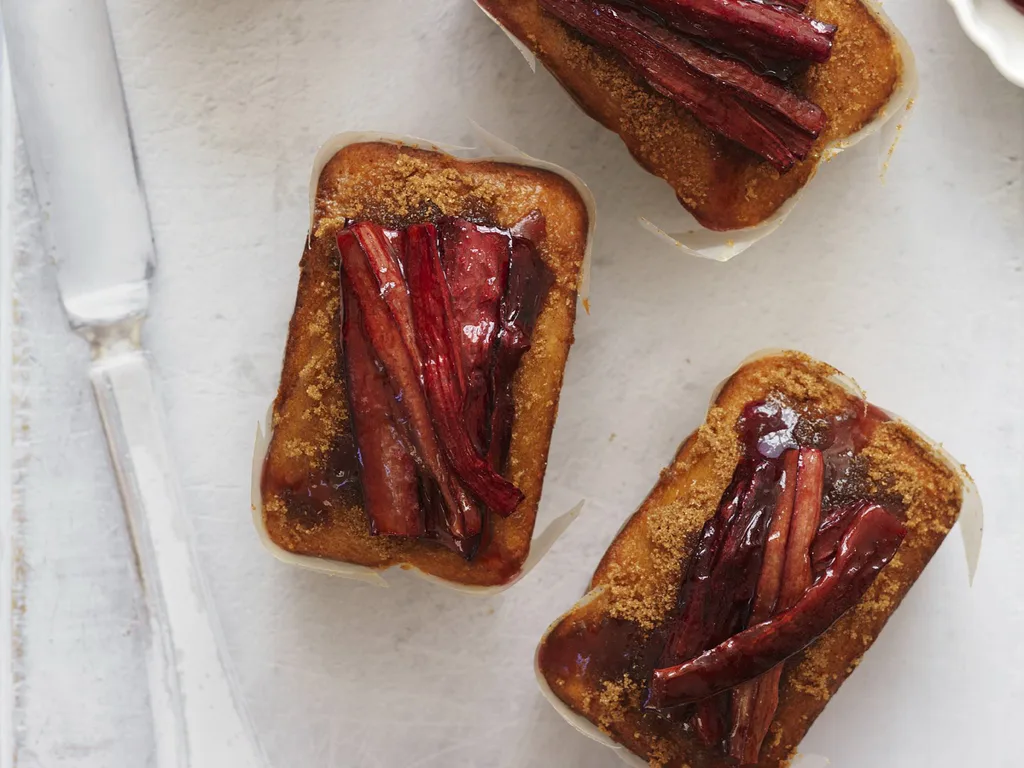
[533,348,982,765]
[252,130,597,594]
[474,0,919,262]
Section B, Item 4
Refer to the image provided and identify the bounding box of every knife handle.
[90,345,268,768]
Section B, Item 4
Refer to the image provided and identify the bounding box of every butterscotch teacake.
[537,351,966,767]
[259,140,590,588]
[478,0,905,230]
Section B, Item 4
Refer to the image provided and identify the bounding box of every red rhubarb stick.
[652,465,750,745]
[616,5,826,137]
[539,0,807,170]
[727,449,798,763]
[438,218,512,453]
[779,447,825,606]
[732,447,825,760]
[692,459,778,746]
[649,504,906,707]
[701,460,779,642]
[349,221,421,376]
[488,235,554,471]
[652,459,776,743]
[341,275,424,537]
[752,449,801,621]
[658,465,752,669]
[624,0,836,67]
[337,228,482,541]
[510,209,548,245]
[404,224,525,518]
[811,500,877,574]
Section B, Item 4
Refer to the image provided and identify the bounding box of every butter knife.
[1,2,268,766]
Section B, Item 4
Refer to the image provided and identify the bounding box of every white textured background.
[6,0,1023,766]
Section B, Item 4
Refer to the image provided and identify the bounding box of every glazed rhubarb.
[488,235,555,470]
[538,0,833,170]
[621,0,836,72]
[636,398,908,762]
[727,449,797,762]
[635,19,826,135]
[650,504,906,707]
[728,446,825,762]
[337,227,480,545]
[334,214,550,560]
[404,223,524,519]
[349,221,420,375]
[341,276,423,538]
[438,218,510,453]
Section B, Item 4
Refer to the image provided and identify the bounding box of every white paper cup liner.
[474,0,919,261]
[253,130,596,594]
[533,349,981,763]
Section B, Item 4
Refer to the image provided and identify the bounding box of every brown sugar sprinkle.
[862,421,962,537]
[316,150,546,236]
[647,737,680,768]
[596,674,644,732]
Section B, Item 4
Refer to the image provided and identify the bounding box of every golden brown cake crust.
[537,352,963,767]
[479,0,902,231]
[261,141,589,587]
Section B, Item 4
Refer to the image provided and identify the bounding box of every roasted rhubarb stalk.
[812,500,882,575]
[488,235,555,470]
[727,449,797,762]
[653,458,778,745]
[337,214,550,559]
[438,218,511,453]
[539,0,827,171]
[658,468,752,668]
[338,227,482,542]
[649,504,906,708]
[728,447,823,763]
[635,17,826,136]
[691,460,777,746]
[404,223,525,518]
[341,276,424,537]
[349,221,420,376]
[623,0,836,72]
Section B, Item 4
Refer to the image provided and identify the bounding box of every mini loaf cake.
[260,140,590,587]
[478,0,909,230]
[537,351,965,766]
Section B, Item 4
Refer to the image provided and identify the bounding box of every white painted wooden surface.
[5,1,1023,766]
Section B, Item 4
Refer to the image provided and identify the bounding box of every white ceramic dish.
[534,349,983,766]
[949,0,1024,88]
[251,131,596,594]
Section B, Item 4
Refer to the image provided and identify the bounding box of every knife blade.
[1,2,268,766]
